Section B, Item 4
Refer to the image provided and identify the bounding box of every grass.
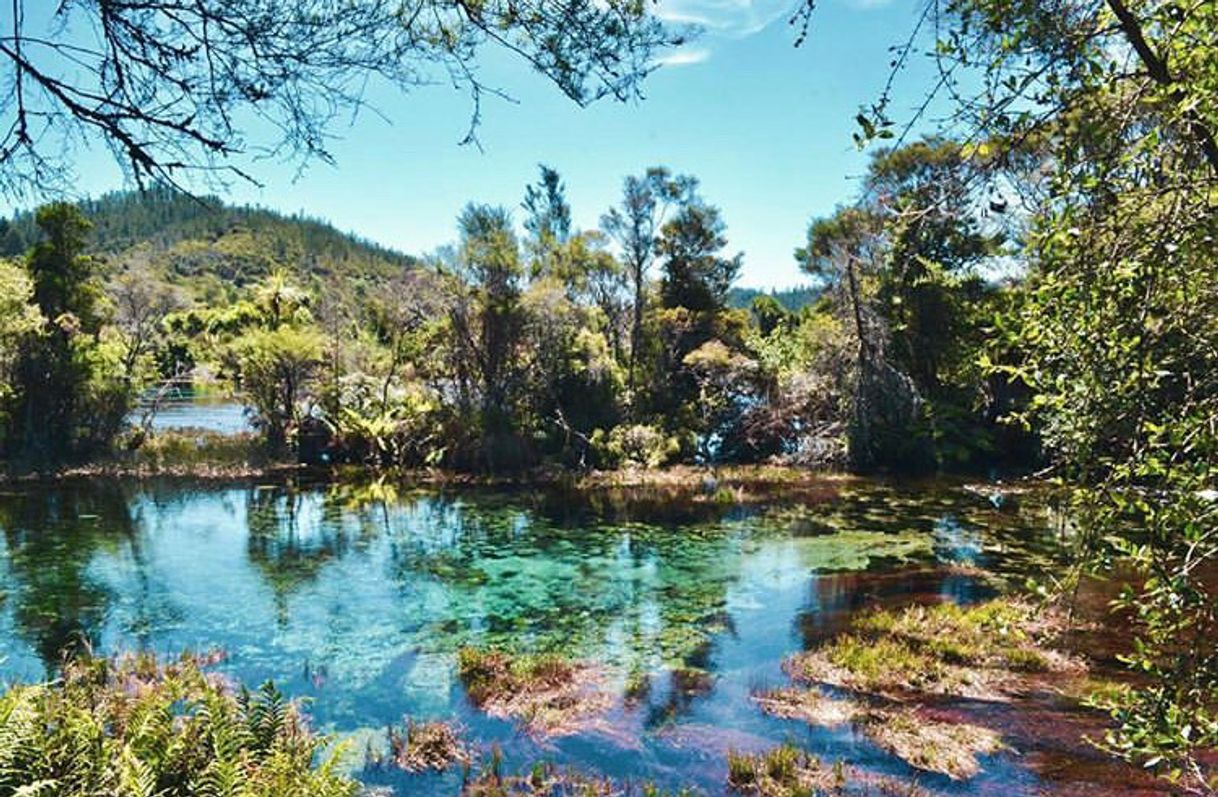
[761,597,1096,782]
[456,647,611,737]
[726,743,845,796]
[369,717,469,773]
[461,755,697,796]
[785,598,1082,700]
[724,744,926,796]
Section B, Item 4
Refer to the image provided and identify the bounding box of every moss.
[456,647,610,737]
[862,709,1004,781]
[853,599,1065,673]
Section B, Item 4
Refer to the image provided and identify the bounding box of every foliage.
[0,160,1039,478]
[0,260,41,417]
[593,423,682,469]
[235,326,326,451]
[847,0,1218,785]
[0,652,357,797]
[1,203,148,465]
[2,1,682,198]
[794,140,1019,471]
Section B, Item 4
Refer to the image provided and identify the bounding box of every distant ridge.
[0,186,417,295]
[728,284,822,312]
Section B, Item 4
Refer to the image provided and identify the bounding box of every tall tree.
[448,204,525,469]
[600,167,697,402]
[523,165,573,263]
[657,201,741,314]
[5,204,119,463]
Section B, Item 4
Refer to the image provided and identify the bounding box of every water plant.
[861,709,1003,781]
[368,717,469,773]
[456,647,611,736]
[725,743,846,796]
[0,651,357,797]
[786,598,1082,700]
[461,755,698,796]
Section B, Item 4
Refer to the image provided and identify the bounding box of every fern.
[0,653,358,797]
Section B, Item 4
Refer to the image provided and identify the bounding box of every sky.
[15,0,939,289]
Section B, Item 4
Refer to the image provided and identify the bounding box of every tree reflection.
[244,486,355,623]
[0,481,138,668]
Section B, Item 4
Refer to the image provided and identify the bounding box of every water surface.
[0,477,1163,795]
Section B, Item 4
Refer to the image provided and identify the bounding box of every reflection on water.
[0,477,1145,795]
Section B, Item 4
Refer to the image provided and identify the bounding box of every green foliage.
[235,326,326,451]
[593,423,682,469]
[891,0,1218,784]
[2,204,142,465]
[0,652,357,797]
[794,140,1018,472]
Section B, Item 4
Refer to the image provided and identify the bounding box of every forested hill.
[727,285,821,312]
[0,186,417,298]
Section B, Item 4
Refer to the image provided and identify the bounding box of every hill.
[728,284,822,312]
[0,186,417,301]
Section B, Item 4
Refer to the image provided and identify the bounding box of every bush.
[593,423,681,469]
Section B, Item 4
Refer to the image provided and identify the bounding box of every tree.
[793,140,1010,471]
[236,326,325,452]
[523,165,573,272]
[0,259,41,439]
[4,203,130,464]
[600,168,698,400]
[657,201,741,314]
[111,268,183,382]
[836,0,1218,783]
[1,1,684,200]
[444,203,527,470]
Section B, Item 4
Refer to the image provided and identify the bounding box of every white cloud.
[655,48,713,67]
[655,0,795,38]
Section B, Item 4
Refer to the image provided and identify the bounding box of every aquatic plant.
[368,717,469,773]
[786,598,1082,700]
[461,755,697,796]
[0,651,357,797]
[751,687,860,727]
[725,743,846,796]
[862,709,1003,781]
[457,647,611,737]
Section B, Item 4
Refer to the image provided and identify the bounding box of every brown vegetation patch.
[861,709,1004,781]
[752,687,861,727]
[457,647,612,737]
[726,744,929,796]
[370,718,469,773]
[462,759,690,796]
[784,598,1085,701]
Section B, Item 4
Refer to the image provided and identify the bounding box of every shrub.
[0,652,358,797]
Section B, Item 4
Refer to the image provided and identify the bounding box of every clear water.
[0,477,1156,796]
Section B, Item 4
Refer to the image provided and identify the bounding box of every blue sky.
[34,0,936,288]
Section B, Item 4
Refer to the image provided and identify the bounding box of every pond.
[0,477,1163,796]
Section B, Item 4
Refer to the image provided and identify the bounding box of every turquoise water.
[0,477,1147,795]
